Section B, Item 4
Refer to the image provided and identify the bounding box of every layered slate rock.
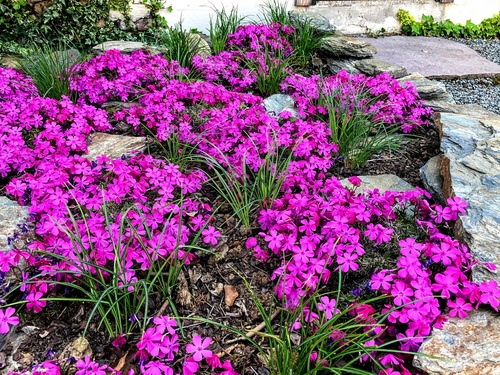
[85,133,148,161]
[326,58,361,75]
[355,58,407,79]
[398,73,454,103]
[0,197,28,252]
[340,174,414,193]
[420,154,445,205]
[288,10,336,33]
[414,309,500,375]
[435,109,500,283]
[321,36,377,58]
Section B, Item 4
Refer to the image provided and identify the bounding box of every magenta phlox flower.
[317,296,340,319]
[137,327,164,357]
[391,280,414,306]
[111,334,127,348]
[432,272,459,298]
[447,298,473,319]
[140,360,174,375]
[446,196,467,216]
[75,356,108,375]
[218,360,239,375]
[159,334,180,361]
[479,280,500,311]
[379,353,404,366]
[26,292,47,313]
[153,315,178,335]
[202,226,221,246]
[182,357,199,375]
[264,229,284,253]
[31,360,61,375]
[399,238,422,257]
[186,335,212,362]
[0,307,20,334]
[371,270,394,293]
[396,330,424,352]
[337,251,359,272]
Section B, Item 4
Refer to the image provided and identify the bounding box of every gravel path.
[436,38,500,115]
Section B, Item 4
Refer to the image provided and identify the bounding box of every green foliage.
[0,0,166,54]
[15,43,83,101]
[201,137,293,227]
[318,83,406,169]
[247,47,292,97]
[259,0,291,26]
[289,17,326,70]
[397,9,500,39]
[209,5,246,54]
[149,21,205,72]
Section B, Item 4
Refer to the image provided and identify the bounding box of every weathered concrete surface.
[85,133,148,161]
[436,109,500,284]
[414,309,500,375]
[359,36,500,79]
[0,197,28,252]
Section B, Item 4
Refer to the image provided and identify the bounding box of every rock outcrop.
[340,174,414,194]
[435,109,500,284]
[321,36,377,59]
[398,73,455,103]
[414,309,500,375]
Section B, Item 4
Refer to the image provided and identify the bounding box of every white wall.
[128,0,500,35]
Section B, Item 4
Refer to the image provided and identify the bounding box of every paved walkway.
[359,36,500,79]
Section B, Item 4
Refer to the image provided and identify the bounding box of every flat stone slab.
[414,309,500,375]
[0,197,28,252]
[85,133,148,161]
[359,36,500,79]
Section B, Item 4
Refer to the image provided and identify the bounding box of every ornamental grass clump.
[16,43,83,101]
[209,5,246,54]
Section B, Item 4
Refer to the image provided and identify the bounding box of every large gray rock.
[85,133,148,161]
[288,10,336,34]
[321,36,377,59]
[420,154,445,205]
[92,41,165,55]
[340,174,414,194]
[0,197,29,252]
[398,73,454,102]
[436,110,500,283]
[326,58,361,75]
[264,94,297,118]
[414,309,500,375]
[354,58,408,78]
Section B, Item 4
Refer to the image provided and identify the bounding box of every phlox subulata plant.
[0,16,499,375]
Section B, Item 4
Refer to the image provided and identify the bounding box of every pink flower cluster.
[193,23,294,92]
[282,71,433,133]
[8,316,237,375]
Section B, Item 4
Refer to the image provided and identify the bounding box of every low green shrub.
[397,9,500,38]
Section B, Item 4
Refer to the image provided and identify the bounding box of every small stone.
[321,36,377,59]
[223,285,239,307]
[398,73,454,102]
[0,197,29,252]
[264,94,297,118]
[340,174,414,194]
[414,309,500,375]
[85,132,148,161]
[355,58,407,78]
[58,336,92,361]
